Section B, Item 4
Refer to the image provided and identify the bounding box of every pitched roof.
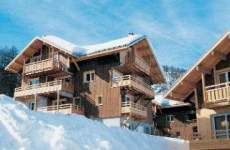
[165,31,230,101]
[5,34,164,83]
[42,34,145,56]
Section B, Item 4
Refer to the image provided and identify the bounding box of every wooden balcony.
[132,55,150,75]
[14,80,74,98]
[37,103,84,115]
[112,75,154,98]
[121,54,151,75]
[205,82,230,106]
[23,53,69,76]
[121,101,147,118]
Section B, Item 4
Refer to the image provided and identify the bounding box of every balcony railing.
[133,56,150,74]
[213,129,230,139]
[37,103,84,115]
[14,80,74,97]
[121,101,147,118]
[23,52,69,75]
[125,54,150,75]
[205,82,230,104]
[112,75,154,98]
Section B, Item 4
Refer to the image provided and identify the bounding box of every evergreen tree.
[0,46,20,96]
[154,65,186,94]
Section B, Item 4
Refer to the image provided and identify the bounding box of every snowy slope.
[0,95,189,150]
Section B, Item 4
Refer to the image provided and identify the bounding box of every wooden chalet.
[152,97,197,141]
[165,31,230,149]
[5,34,164,134]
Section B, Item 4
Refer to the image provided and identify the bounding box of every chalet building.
[152,95,197,140]
[165,32,230,149]
[5,34,164,134]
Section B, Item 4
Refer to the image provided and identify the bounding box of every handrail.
[15,80,74,92]
[113,75,152,89]
[205,82,230,103]
[134,55,150,72]
[121,101,147,111]
[37,103,83,113]
[23,52,69,74]
[205,82,230,90]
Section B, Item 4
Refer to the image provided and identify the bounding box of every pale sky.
[0,0,230,68]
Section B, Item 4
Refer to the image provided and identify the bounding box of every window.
[217,71,230,83]
[30,78,39,85]
[166,115,174,122]
[27,101,35,110]
[84,70,95,83]
[212,113,230,139]
[96,96,103,106]
[122,95,130,103]
[74,97,82,106]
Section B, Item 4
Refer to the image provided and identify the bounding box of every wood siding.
[75,54,121,118]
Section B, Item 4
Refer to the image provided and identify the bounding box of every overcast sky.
[0,0,230,68]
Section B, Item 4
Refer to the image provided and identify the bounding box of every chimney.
[128,32,135,36]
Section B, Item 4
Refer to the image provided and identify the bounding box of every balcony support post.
[201,72,206,106]
[34,94,37,111]
[57,90,60,112]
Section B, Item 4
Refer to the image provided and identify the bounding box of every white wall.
[102,117,121,127]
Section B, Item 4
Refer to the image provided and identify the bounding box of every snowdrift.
[0,95,189,150]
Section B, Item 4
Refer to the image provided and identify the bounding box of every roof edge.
[164,31,230,100]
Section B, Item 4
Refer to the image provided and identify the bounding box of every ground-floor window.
[27,101,35,110]
[212,113,230,139]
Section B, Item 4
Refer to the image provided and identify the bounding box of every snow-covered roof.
[5,34,165,83]
[41,35,87,55]
[153,94,190,108]
[82,34,145,54]
[42,34,145,56]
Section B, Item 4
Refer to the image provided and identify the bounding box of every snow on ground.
[0,95,189,150]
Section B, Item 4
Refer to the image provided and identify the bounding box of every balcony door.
[212,113,230,139]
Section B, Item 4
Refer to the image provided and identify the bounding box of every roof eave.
[164,31,230,101]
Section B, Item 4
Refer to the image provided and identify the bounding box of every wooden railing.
[125,54,150,75]
[205,82,230,103]
[134,55,150,74]
[121,101,147,117]
[37,103,84,115]
[112,75,154,97]
[14,80,74,97]
[23,52,69,75]
[213,129,230,139]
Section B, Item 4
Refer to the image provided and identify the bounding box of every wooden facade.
[5,34,164,133]
[154,104,197,141]
[165,32,230,149]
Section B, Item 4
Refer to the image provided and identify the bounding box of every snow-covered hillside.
[0,95,189,150]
